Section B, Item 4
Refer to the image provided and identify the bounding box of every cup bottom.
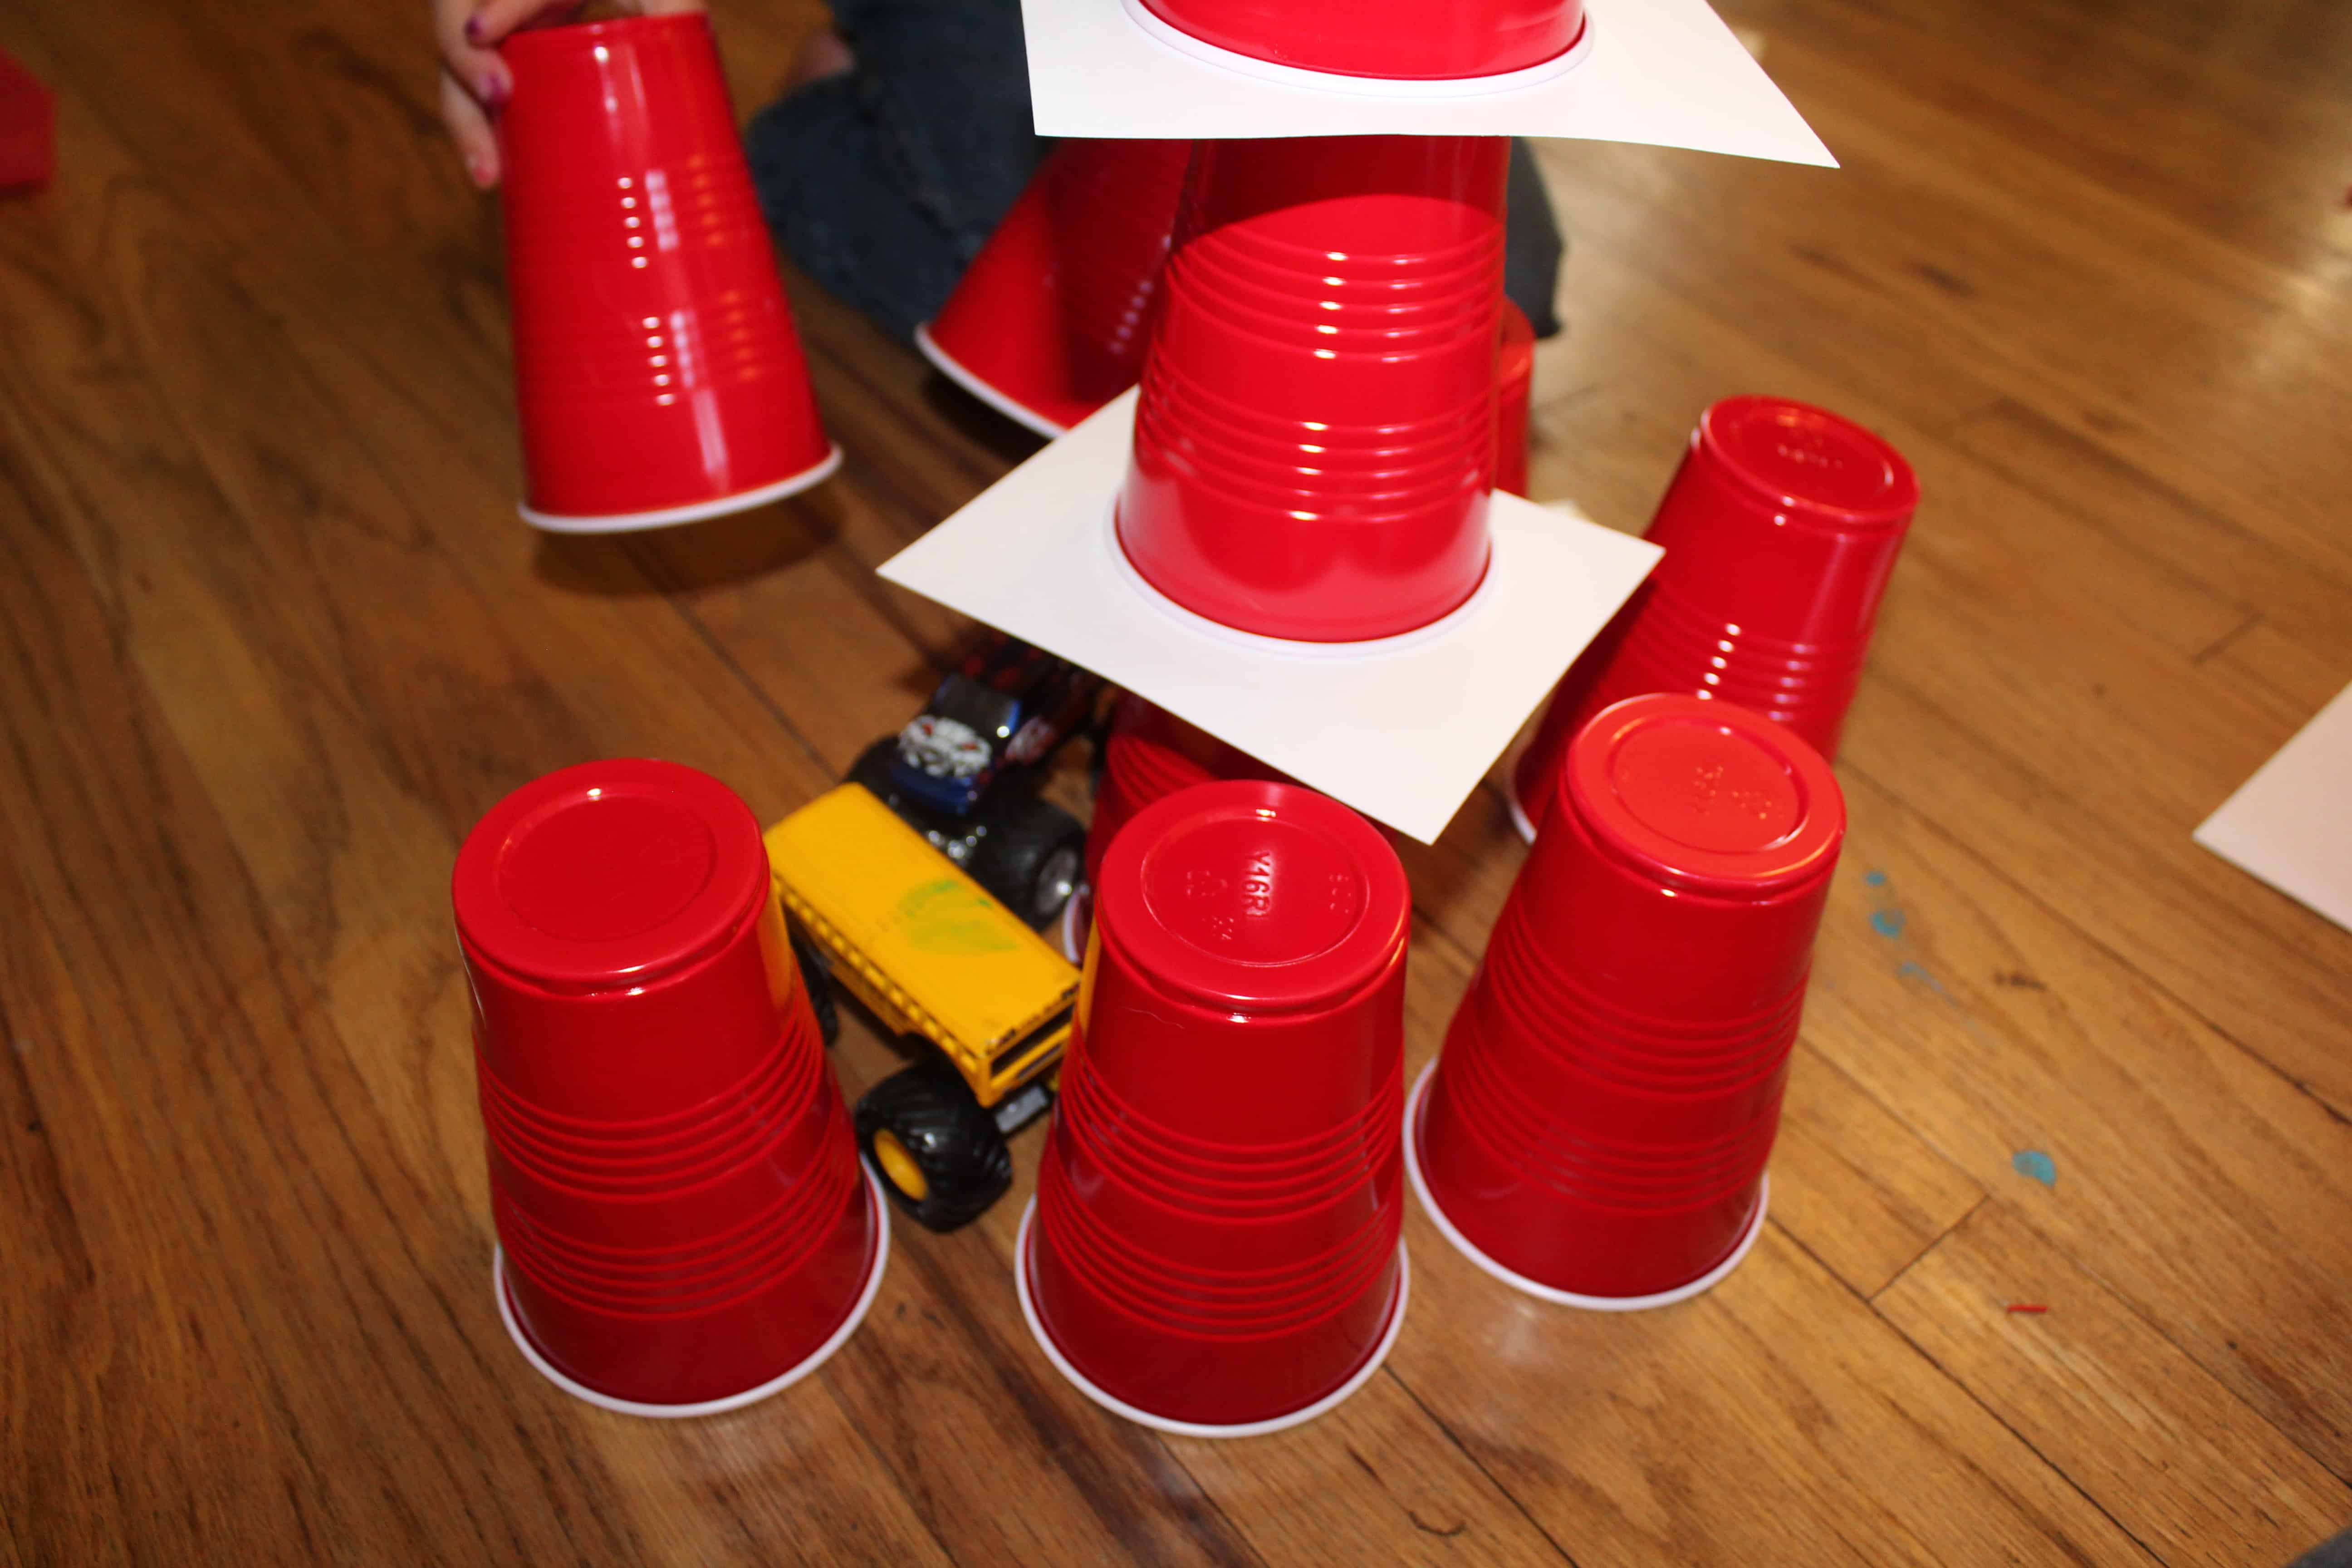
[492,1162,890,1418]
[519,446,843,535]
[1403,1061,1768,1311]
[1014,1199,1407,1438]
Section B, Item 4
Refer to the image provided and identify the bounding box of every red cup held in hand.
[456,759,884,1413]
[496,15,838,532]
[1414,694,1845,1307]
[1020,780,1411,1435]
[1513,397,1916,838]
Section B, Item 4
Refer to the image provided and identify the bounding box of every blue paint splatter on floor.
[1863,869,1888,888]
[1871,908,1906,938]
[1895,961,1949,996]
[2012,1150,2058,1188]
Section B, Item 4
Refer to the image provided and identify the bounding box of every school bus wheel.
[855,1057,1013,1233]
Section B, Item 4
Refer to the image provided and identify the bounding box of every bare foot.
[785,26,854,90]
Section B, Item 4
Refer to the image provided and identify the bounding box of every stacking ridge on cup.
[919,139,1194,438]
[1085,695,1289,889]
[1021,780,1411,1434]
[497,15,837,531]
[1131,0,1586,82]
[1116,136,1509,642]
[1416,695,1845,1305]
[1514,397,1916,836]
[455,760,882,1412]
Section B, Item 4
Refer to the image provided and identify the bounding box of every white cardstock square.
[1020,0,1835,164]
[877,389,1662,843]
[2194,681,2352,934]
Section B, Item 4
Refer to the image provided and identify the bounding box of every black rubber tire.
[789,925,839,1048]
[966,796,1087,930]
[855,1058,1013,1232]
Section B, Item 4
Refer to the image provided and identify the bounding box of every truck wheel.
[789,925,839,1048]
[856,1058,1013,1232]
[967,797,1087,930]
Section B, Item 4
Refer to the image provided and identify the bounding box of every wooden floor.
[4,0,2350,1561]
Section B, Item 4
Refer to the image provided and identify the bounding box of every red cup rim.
[454,758,772,994]
[1562,694,1843,897]
[1695,396,1920,530]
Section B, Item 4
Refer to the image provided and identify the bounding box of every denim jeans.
[745,0,1566,345]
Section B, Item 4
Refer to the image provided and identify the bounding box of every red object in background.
[1084,694,1288,886]
[1416,695,1844,1303]
[456,759,878,1408]
[496,15,835,531]
[1495,299,1534,496]
[919,139,1193,437]
[1513,396,1917,836]
[1117,135,1509,642]
[1136,0,1585,81]
[1026,780,1410,1430]
[0,49,56,191]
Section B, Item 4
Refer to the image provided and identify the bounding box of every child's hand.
[434,0,709,189]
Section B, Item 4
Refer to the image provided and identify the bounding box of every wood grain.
[4,0,2349,1560]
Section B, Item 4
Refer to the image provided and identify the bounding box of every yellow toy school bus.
[764,784,1079,1230]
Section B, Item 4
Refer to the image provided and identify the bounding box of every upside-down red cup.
[496,14,837,531]
[1497,299,1534,496]
[1116,137,1508,642]
[455,760,805,1124]
[919,139,1193,437]
[1129,0,1585,83]
[1085,697,1289,886]
[1415,695,1844,1305]
[457,760,884,1413]
[1514,397,1916,834]
[1020,780,1411,1433]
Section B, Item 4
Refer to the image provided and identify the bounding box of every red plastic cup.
[1514,397,1916,834]
[1085,696,1288,886]
[1021,780,1411,1431]
[1496,299,1534,496]
[1130,0,1585,82]
[1115,137,1509,642]
[919,139,1193,437]
[456,760,882,1411]
[1416,695,1844,1304]
[0,49,55,192]
[496,15,837,531]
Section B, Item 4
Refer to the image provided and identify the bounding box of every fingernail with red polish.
[482,73,508,108]
[464,14,484,43]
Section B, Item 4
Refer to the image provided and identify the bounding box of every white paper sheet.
[2194,682,2352,933]
[877,389,1662,843]
[1022,0,1834,164]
